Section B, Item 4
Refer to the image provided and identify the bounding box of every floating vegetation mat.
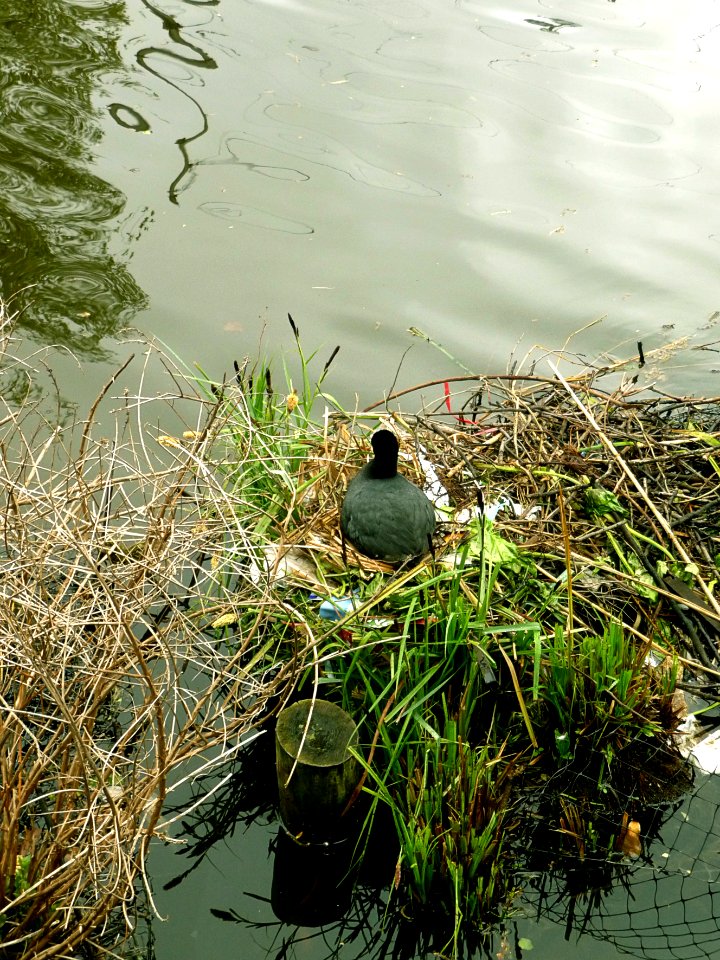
[1,305,720,959]
[387,363,720,684]
[184,323,720,957]
[229,337,720,692]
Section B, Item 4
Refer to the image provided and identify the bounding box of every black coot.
[340,430,435,561]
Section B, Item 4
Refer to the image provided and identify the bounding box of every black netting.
[520,770,720,959]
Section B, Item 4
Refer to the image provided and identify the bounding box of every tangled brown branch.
[0,306,304,957]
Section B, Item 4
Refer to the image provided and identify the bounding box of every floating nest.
[2,306,720,957]
[258,360,720,696]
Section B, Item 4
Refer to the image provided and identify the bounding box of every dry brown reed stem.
[0,314,304,957]
[550,361,720,620]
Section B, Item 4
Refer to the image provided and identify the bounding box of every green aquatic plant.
[310,559,532,953]
[538,621,678,773]
[195,325,699,960]
[397,713,515,952]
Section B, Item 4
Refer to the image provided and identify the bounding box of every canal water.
[2,0,720,411]
[2,1,720,957]
[142,732,720,960]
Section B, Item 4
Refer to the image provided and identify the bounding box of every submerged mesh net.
[521,762,720,960]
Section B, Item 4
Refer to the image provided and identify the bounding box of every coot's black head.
[369,429,399,478]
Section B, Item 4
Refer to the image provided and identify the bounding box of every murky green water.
[2,0,720,407]
[0,1,146,357]
[3,1,720,957]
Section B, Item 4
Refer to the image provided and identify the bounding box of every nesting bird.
[340,430,435,562]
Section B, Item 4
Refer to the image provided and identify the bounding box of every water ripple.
[0,1,147,356]
[489,58,671,143]
[108,102,151,132]
[2,84,94,158]
[199,201,314,234]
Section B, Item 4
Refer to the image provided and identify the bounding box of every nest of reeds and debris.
[193,330,720,946]
[383,370,720,681]
[3,301,720,956]
[254,359,720,695]
[209,334,720,944]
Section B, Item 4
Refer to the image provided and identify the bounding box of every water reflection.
[129,0,219,202]
[0,0,147,358]
[144,718,720,960]
[522,772,720,960]
[200,199,314,235]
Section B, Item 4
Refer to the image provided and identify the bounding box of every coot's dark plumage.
[340,430,435,561]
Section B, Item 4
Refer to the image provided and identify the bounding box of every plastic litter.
[414,444,451,511]
[682,723,720,775]
[317,596,360,621]
[483,494,542,523]
[249,544,322,587]
[312,593,393,627]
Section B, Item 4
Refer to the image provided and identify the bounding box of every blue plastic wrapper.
[317,596,358,621]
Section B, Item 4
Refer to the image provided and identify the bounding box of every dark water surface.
[143,738,720,960]
[2,0,720,405]
[0,0,147,356]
